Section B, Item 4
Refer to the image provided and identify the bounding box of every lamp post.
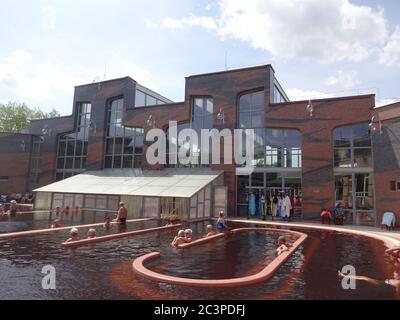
[20,140,26,152]
[369,115,382,135]
[40,125,52,142]
[146,115,155,129]
[88,119,97,133]
[217,108,225,124]
[306,100,314,117]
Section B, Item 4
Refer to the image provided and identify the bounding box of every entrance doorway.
[236,171,302,218]
[334,172,375,225]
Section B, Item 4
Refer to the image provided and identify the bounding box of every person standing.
[9,200,18,217]
[116,202,128,224]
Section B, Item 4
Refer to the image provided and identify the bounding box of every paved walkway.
[228,217,400,246]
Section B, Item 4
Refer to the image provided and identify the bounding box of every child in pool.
[65,228,80,242]
[171,230,186,247]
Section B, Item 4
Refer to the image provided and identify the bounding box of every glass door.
[334,173,375,225]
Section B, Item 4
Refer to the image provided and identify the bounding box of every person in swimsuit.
[171,230,186,247]
[103,216,112,230]
[205,224,216,237]
[65,228,80,243]
[217,211,227,232]
[87,228,96,239]
[184,229,193,242]
[338,269,400,293]
[276,236,290,256]
[51,219,61,228]
[116,202,127,224]
[9,200,17,217]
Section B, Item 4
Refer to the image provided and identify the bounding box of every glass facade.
[236,172,302,218]
[56,103,91,181]
[333,123,375,225]
[273,85,288,103]
[238,90,264,129]
[166,97,213,167]
[333,123,372,168]
[28,136,42,190]
[104,98,144,169]
[135,89,166,107]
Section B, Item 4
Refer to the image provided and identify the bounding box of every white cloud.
[5,50,32,66]
[285,88,334,101]
[162,17,184,29]
[325,70,360,89]
[42,6,57,31]
[205,3,212,11]
[0,50,81,102]
[0,50,157,112]
[380,25,400,67]
[376,98,399,107]
[162,15,217,31]
[161,0,389,63]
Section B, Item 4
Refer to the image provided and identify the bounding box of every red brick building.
[0,65,399,227]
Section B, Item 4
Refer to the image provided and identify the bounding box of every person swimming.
[65,228,80,243]
[51,219,61,228]
[205,224,216,237]
[54,206,61,215]
[276,236,290,256]
[338,269,400,293]
[184,229,193,243]
[217,211,227,231]
[171,230,186,247]
[87,228,96,239]
[103,216,112,230]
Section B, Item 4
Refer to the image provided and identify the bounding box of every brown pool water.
[0,215,398,300]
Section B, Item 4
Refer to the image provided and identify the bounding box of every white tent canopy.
[34,168,223,198]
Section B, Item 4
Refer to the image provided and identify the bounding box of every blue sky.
[0,0,399,115]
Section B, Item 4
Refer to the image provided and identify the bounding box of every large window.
[236,172,302,218]
[104,98,144,168]
[29,136,42,190]
[56,102,91,181]
[333,123,374,225]
[135,89,166,107]
[238,90,264,129]
[166,97,213,167]
[241,128,301,168]
[333,123,372,168]
[273,85,288,103]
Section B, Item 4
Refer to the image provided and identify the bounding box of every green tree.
[0,102,60,133]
